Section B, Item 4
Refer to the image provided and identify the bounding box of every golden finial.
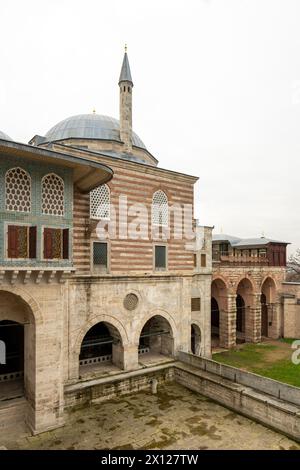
[125,43,127,53]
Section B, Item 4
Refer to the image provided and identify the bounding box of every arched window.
[90,184,110,220]
[152,190,168,227]
[42,173,64,216]
[5,167,31,213]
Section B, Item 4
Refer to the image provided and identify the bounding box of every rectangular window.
[7,225,37,259]
[191,298,201,312]
[43,227,69,260]
[201,254,206,267]
[193,253,197,268]
[93,242,108,268]
[155,245,166,270]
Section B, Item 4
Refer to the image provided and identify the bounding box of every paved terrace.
[2,382,299,450]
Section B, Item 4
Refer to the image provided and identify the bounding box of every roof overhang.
[0,139,113,193]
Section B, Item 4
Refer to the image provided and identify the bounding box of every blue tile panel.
[0,153,73,267]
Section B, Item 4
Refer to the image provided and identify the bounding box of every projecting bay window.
[92,242,108,273]
[7,224,37,259]
[43,227,69,260]
[154,245,167,271]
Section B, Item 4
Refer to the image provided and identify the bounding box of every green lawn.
[213,341,300,388]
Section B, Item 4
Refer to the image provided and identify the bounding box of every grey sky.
[0,0,299,252]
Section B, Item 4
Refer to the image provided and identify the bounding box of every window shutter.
[63,228,69,259]
[29,226,37,259]
[7,225,18,258]
[44,228,53,259]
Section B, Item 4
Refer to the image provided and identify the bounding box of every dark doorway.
[211,297,220,339]
[0,320,24,375]
[236,295,245,342]
[80,322,112,361]
[261,293,268,337]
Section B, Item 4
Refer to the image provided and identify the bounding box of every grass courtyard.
[213,338,300,387]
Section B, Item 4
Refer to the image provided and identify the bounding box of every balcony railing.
[212,251,269,266]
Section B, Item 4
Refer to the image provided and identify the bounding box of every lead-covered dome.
[0,130,12,141]
[44,114,146,149]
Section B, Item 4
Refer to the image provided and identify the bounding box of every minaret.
[119,45,133,152]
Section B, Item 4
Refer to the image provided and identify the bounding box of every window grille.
[155,245,166,269]
[191,298,201,312]
[42,173,64,216]
[5,167,31,213]
[90,185,110,220]
[124,293,138,311]
[152,190,168,227]
[93,242,108,267]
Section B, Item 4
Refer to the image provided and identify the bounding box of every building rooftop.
[212,234,289,248]
[37,114,146,150]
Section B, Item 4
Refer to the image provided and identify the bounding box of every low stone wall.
[179,352,300,406]
[177,352,300,441]
[64,365,175,408]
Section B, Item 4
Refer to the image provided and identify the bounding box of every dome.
[44,114,146,149]
[0,130,12,141]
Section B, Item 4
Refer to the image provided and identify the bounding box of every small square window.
[93,242,108,268]
[155,245,166,270]
[191,298,201,312]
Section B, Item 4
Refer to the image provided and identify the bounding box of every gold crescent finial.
[125,43,127,53]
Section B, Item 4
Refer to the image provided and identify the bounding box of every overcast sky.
[1,0,300,252]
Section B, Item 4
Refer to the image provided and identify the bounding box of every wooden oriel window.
[43,227,69,259]
[7,225,36,259]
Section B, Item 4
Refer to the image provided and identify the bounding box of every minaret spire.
[119,45,133,151]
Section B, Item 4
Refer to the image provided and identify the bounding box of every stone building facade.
[0,51,212,434]
[211,234,288,348]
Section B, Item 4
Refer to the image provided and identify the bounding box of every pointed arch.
[41,173,64,216]
[90,184,110,220]
[152,190,169,227]
[5,167,31,213]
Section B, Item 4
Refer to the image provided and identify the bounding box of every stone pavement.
[2,383,300,450]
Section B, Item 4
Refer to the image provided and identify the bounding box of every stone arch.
[261,277,277,338]
[235,275,256,294]
[236,278,255,307]
[138,315,174,358]
[0,289,37,425]
[236,278,255,343]
[0,286,43,325]
[74,314,129,358]
[133,309,176,346]
[261,276,277,303]
[211,278,228,348]
[212,274,230,290]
